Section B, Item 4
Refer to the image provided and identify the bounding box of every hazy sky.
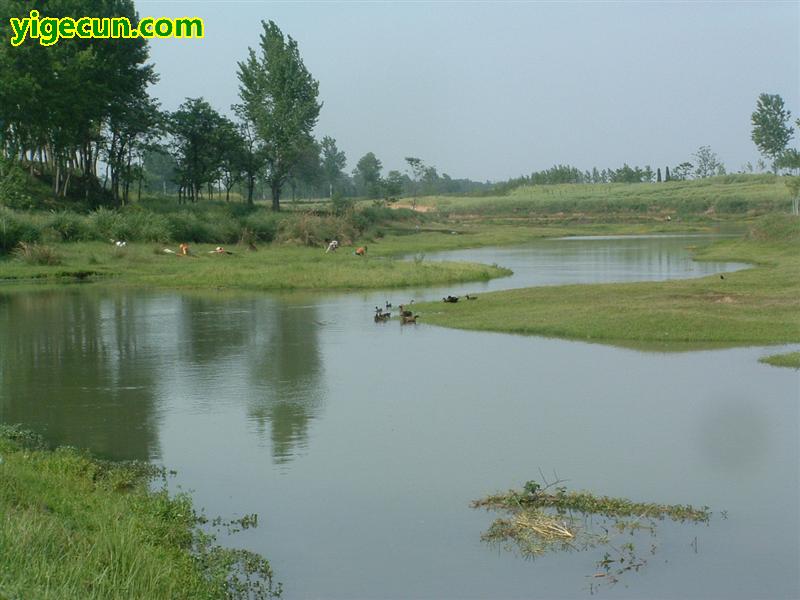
[136,1,799,181]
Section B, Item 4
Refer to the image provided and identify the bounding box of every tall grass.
[0,200,416,254]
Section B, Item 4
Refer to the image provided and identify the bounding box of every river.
[1,235,797,599]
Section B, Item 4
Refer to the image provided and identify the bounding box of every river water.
[1,235,797,599]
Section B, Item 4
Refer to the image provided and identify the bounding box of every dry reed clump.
[13,241,62,265]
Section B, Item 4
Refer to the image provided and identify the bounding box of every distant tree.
[232,104,265,205]
[287,138,321,201]
[216,117,247,201]
[657,167,662,183]
[421,165,440,195]
[751,93,794,172]
[592,167,601,183]
[237,20,321,210]
[775,149,800,174]
[353,152,383,198]
[672,162,694,181]
[382,170,404,201]
[320,136,346,198]
[665,166,671,181]
[642,165,654,183]
[405,157,426,206]
[692,146,724,178]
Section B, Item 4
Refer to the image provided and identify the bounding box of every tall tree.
[751,93,794,171]
[237,20,321,211]
[354,152,383,198]
[168,98,226,203]
[320,136,346,198]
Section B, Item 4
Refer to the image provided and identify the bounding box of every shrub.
[0,209,40,253]
[242,212,283,242]
[0,159,35,209]
[46,211,91,241]
[13,241,62,265]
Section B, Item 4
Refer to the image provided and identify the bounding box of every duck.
[465,294,477,300]
[443,295,459,303]
[401,314,418,324]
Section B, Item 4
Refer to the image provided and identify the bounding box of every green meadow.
[415,214,800,348]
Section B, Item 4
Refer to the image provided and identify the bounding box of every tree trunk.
[271,181,281,212]
[247,175,255,205]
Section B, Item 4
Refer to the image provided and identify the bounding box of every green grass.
[759,351,800,369]
[0,426,278,600]
[0,240,512,291]
[416,216,800,348]
[403,174,790,222]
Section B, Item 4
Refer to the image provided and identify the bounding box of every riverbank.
[416,216,800,348]
[0,426,278,600]
[0,221,725,291]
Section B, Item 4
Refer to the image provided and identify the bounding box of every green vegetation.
[0,425,279,600]
[759,351,800,369]
[403,174,790,221]
[474,479,712,589]
[417,215,800,348]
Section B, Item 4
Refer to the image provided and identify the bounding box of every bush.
[0,208,40,253]
[46,211,91,241]
[242,212,283,242]
[0,159,35,209]
[13,241,62,265]
[277,212,358,247]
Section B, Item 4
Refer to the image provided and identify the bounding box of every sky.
[135,1,800,182]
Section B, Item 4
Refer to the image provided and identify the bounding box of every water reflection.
[247,301,324,464]
[0,289,161,460]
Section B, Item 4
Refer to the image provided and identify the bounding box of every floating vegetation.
[473,477,713,592]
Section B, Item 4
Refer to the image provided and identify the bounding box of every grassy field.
[0,221,725,291]
[0,240,512,290]
[0,426,278,600]
[399,174,791,222]
[416,215,800,348]
[759,352,800,369]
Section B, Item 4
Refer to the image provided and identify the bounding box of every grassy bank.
[0,240,512,290]
[0,426,278,600]
[0,220,727,291]
[416,215,800,348]
[759,352,800,369]
[402,174,790,223]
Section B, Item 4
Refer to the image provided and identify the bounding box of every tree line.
[1,0,798,211]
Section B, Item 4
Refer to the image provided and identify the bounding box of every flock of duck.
[373,294,477,324]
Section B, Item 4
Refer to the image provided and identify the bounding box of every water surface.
[1,236,797,598]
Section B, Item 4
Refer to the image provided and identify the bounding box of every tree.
[656,168,662,183]
[232,104,265,205]
[775,149,800,174]
[404,157,426,206]
[320,136,346,198]
[671,162,694,181]
[665,166,671,182]
[354,152,382,198]
[692,145,723,179]
[382,170,404,201]
[237,20,321,211]
[168,98,226,203]
[216,117,247,202]
[751,93,794,171]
